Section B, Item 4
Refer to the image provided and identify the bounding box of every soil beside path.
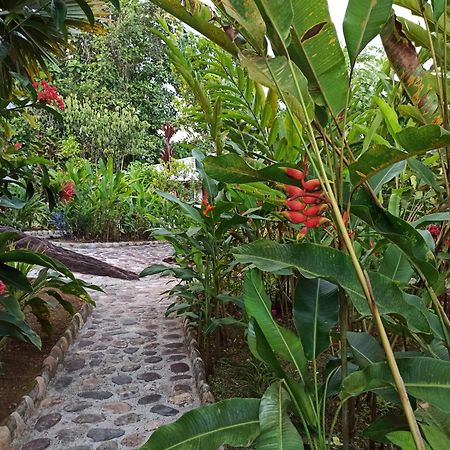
[14,242,200,450]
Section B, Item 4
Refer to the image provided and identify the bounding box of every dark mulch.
[0,296,84,424]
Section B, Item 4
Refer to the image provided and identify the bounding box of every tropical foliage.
[141,1,450,449]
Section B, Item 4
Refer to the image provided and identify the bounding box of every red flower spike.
[304,216,329,228]
[304,204,328,217]
[0,280,7,295]
[302,178,321,192]
[284,167,305,182]
[283,211,307,224]
[285,199,307,211]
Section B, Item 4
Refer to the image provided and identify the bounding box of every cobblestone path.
[15,242,200,450]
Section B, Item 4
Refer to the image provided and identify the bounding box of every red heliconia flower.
[302,178,321,192]
[60,181,75,204]
[0,280,7,295]
[285,199,306,211]
[283,211,307,224]
[304,216,329,228]
[304,204,328,217]
[283,167,305,182]
[283,184,304,198]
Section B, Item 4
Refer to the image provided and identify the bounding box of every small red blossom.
[33,80,65,110]
[201,190,215,217]
[427,224,441,238]
[13,143,22,150]
[0,280,7,295]
[60,181,75,204]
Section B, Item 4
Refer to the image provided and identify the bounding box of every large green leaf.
[0,311,41,348]
[341,357,450,413]
[422,423,450,449]
[397,125,450,152]
[149,0,238,56]
[351,189,438,285]
[0,263,32,292]
[344,0,393,67]
[379,244,414,284]
[412,212,450,228]
[294,276,339,359]
[368,161,406,195]
[244,269,307,377]
[349,144,423,187]
[381,14,440,122]
[141,398,260,450]
[222,0,266,51]
[288,0,349,118]
[349,125,449,187]
[255,382,303,450]
[233,240,431,334]
[407,157,443,193]
[0,250,76,280]
[204,153,294,185]
[254,0,293,44]
[156,190,204,224]
[249,321,318,428]
[347,332,385,368]
[239,53,315,125]
[431,0,445,20]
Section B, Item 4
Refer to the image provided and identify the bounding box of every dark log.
[0,227,138,280]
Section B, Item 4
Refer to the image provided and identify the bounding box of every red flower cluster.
[32,80,65,110]
[13,143,22,150]
[60,181,75,204]
[201,190,215,217]
[427,224,441,238]
[0,280,6,296]
[280,158,329,237]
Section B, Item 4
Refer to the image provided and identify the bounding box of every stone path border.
[0,303,94,449]
[180,317,214,405]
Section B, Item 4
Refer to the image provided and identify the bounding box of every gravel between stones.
[14,242,200,450]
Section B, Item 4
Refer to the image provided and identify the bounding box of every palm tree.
[0,0,118,99]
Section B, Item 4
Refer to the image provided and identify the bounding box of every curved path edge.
[0,303,94,449]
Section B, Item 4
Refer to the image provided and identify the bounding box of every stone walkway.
[15,242,200,450]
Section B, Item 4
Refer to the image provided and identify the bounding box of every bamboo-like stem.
[339,290,350,450]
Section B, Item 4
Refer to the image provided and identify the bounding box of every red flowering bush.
[32,80,65,110]
[60,181,75,204]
